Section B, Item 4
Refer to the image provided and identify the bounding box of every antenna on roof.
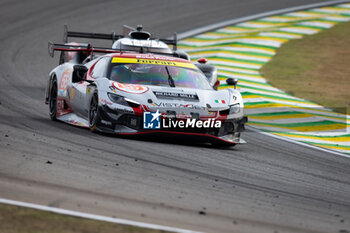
[111,32,116,43]
[129,25,151,40]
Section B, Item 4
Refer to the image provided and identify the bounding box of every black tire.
[88,93,101,132]
[49,77,58,120]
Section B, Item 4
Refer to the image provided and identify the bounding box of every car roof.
[112,38,170,49]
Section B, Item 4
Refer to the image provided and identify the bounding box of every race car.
[45,25,247,146]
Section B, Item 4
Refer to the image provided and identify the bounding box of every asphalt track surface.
[1,1,350,233]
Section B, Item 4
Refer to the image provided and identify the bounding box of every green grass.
[261,20,350,114]
[0,203,170,233]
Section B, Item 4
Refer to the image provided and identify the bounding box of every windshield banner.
[112,57,196,69]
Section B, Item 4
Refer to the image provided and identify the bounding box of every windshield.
[108,62,213,90]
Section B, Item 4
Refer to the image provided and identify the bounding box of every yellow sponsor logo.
[70,87,75,100]
[111,57,197,69]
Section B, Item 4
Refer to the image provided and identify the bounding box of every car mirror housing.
[226,78,238,89]
[72,65,88,83]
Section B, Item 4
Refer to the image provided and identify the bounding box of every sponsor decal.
[215,99,226,104]
[162,111,191,119]
[111,57,196,69]
[70,87,75,100]
[135,55,176,61]
[59,68,70,91]
[58,90,66,96]
[163,118,221,129]
[143,110,161,129]
[99,97,113,106]
[108,85,118,94]
[112,82,149,94]
[151,102,206,110]
[57,99,64,112]
[113,107,133,114]
[101,120,112,126]
[56,98,73,116]
[143,109,222,129]
[153,91,198,100]
[164,113,192,119]
[86,87,91,95]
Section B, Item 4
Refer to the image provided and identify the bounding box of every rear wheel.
[49,78,58,120]
[88,93,101,132]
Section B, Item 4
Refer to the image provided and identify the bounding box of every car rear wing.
[63,25,177,51]
[63,25,123,43]
[48,41,180,58]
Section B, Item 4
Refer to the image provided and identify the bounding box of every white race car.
[45,26,247,146]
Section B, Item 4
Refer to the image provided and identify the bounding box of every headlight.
[229,103,240,114]
[107,93,129,106]
[107,93,141,108]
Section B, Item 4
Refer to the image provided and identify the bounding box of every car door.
[70,57,109,117]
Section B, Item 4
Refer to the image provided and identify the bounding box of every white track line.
[0,198,202,233]
[247,126,350,158]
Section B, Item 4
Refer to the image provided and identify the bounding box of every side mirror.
[72,65,88,83]
[226,78,238,89]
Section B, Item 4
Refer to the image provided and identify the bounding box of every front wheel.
[88,93,101,132]
[49,77,58,120]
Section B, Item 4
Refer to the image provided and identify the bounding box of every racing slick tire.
[88,93,101,132]
[49,77,58,121]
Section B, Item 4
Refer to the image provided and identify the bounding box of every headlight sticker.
[112,81,149,94]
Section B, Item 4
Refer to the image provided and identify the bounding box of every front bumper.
[95,104,248,143]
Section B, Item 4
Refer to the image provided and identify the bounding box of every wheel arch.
[45,73,57,104]
[86,84,98,110]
